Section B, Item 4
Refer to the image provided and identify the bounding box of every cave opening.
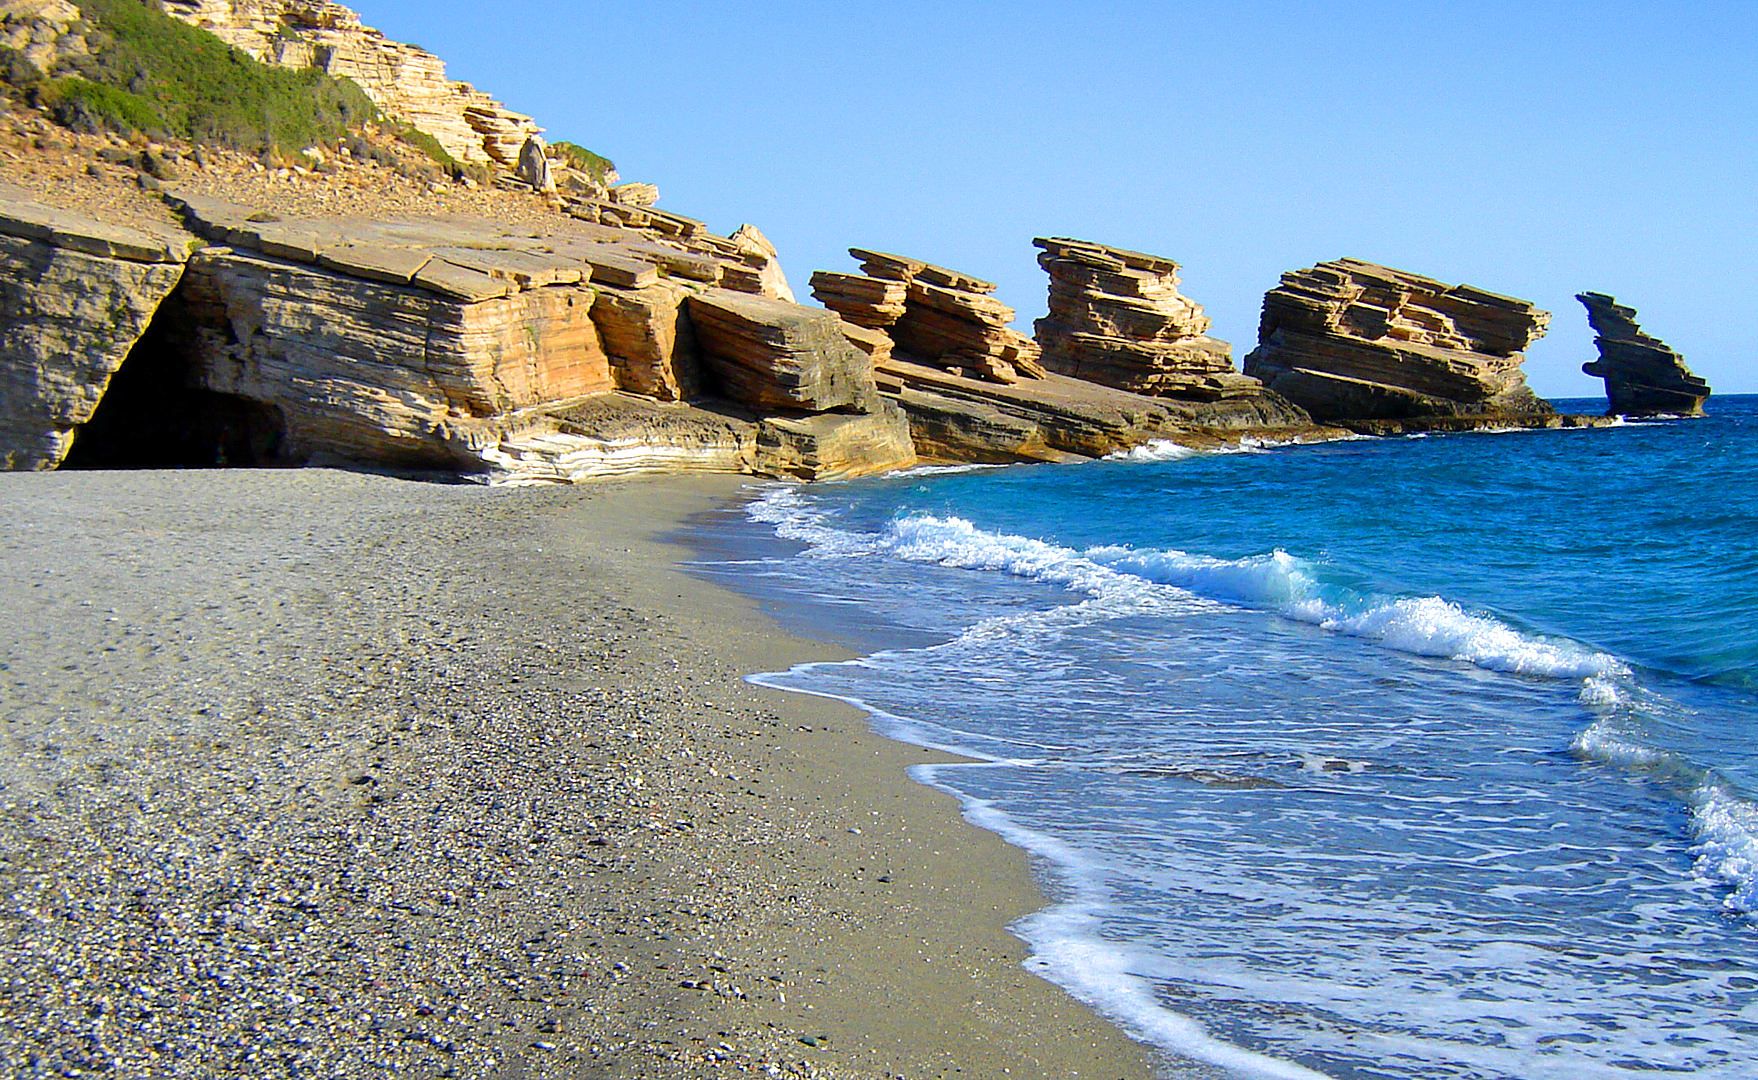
[62,298,290,470]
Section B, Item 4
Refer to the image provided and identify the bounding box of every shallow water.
[688,396,1758,1079]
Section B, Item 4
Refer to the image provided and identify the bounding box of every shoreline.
[0,467,1167,1079]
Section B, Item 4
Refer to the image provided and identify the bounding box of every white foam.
[752,490,1627,685]
[947,790,1337,1080]
[1577,675,1630,707]
[1690,780,1758,914]
[884,462,1011,479]
[1571,719,1668,768]
[1104,439,1201,463]
[1315,596,1624,679]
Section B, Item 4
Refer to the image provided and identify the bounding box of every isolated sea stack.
[1244,258,1552,426]
[1032,237,1268,404]
[1577,292,1709,417]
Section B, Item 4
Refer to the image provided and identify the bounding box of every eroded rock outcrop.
[1578,292,1709,417]
[1033,237,1281,405]
[144,192,912,480]
[0,187,192,469]
[687,290,875,414]
[810,250,1042,384]
[880,357,1325,464]
[1244,258,1553,425]
[160,0,541,170]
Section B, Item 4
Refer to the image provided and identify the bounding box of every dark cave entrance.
[62,298,290,470]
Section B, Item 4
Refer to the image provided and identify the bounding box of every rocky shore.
[0,468,1168,1080]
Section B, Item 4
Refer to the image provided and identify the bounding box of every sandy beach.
[0,467,1171,1079]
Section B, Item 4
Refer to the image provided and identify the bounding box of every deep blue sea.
[687,395,1758,1080]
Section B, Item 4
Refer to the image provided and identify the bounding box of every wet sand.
[0,468,1169,1079]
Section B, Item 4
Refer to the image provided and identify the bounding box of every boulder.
[686,290,876,413]
[1033,237,1256,401]
[1577,292,1709,417]
[0,190,191,470]
[516,135,556,194]
[1243,258,1553,423]
[728,223,796,302]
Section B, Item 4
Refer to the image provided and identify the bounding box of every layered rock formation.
[160,0,541,170]
[0,175,914,482]
[1577,292,1710,417]
[161,193,910,479]
[879,357,1321,464]
[1033,237,1278,404]
[0,186,193,469]
[687,290,874,413]
[1244,258,1553,426]
[810,250,1042,384]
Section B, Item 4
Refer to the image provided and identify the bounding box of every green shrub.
[57,0,377,151]
[0,45,42,92]
[551,140,615,182]
[37,76,161,134]
[392,123,456,169]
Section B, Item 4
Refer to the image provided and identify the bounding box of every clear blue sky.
[362,0,1755,398]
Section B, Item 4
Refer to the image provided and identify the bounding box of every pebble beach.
[0,468,1162,1080]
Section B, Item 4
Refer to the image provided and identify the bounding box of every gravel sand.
[0,468,1163,1079]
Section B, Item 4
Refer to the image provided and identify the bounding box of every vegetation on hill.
[551,140,616,184]
[13,0,376,152]
[0,0,620,188]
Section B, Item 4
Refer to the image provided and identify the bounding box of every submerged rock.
[1577,292,1709,417]
[1244,258,1553,425]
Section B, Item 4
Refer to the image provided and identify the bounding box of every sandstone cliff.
[1577,292,1710,417]
[1243,258,1553,426]
[0,168,916,482]
[1032,236,1302,424]
[810,250,1043,384]
[160,0,543,172]
[0,184,193,469]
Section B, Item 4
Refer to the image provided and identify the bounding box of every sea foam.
[753,487,1627,685]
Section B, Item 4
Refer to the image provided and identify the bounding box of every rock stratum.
[0,181,916,482]
[1244,258,1557,430]
[1577,292,1710,417]
[0,184,193,469]
[811,249,1044,385]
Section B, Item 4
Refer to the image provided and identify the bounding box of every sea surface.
[685,395,1758,1080]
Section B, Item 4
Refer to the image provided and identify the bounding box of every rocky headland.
[1577,291,1710,417]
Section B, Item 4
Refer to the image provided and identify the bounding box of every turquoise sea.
[688,395,1758,1080]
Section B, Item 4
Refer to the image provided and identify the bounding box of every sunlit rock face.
[160,0,540,168]
[810,249,1043,386]
[1577,292,1709,418]
[0,191,192,470]
[1244,258,1553,423]
[1032,236,1283,409]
